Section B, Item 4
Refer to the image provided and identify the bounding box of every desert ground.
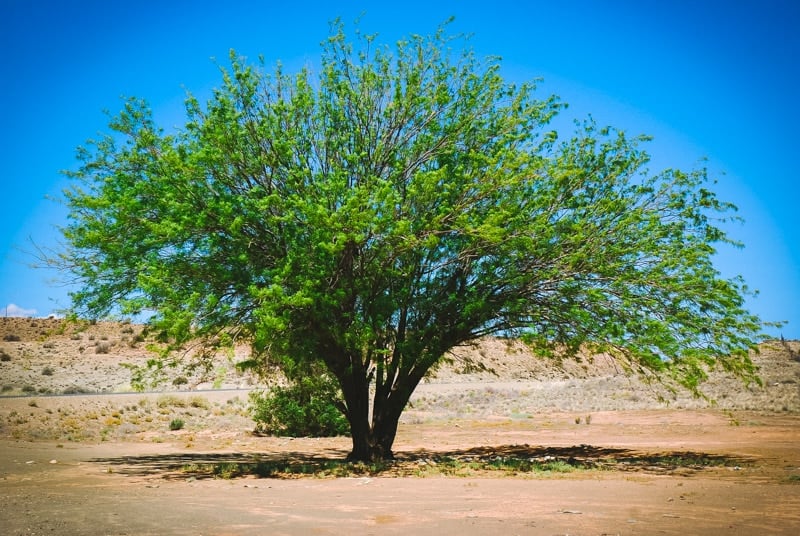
[1,317,799,535]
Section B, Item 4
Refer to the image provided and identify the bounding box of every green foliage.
[169,418,185,431]
[250,374,350,437]
[57,20,769,459]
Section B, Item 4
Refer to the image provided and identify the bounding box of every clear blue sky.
[1,0,798,337]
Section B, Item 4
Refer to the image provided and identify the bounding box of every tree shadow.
[91,443,754,481]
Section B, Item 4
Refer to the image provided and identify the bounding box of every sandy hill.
[1,317,798,413]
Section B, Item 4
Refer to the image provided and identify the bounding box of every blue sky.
[1,0,798,337]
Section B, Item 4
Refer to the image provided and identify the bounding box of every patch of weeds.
[157,395,187,408]
[178,455,586,481]
[104,416,122,427]
[188,396,210,410]
[1,385,13,393]
[21,385,36,394]
[181,459,392,480]
[785,474,800,483]
[726,411,740,426]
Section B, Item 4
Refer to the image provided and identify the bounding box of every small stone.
[49,460,58,464]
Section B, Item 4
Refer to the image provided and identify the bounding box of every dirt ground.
[2,318,800,534]
[2,406,799,535]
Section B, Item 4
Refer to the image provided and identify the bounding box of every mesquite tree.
[59,23,765,461]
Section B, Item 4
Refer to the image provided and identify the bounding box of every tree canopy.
[58,22,765,460]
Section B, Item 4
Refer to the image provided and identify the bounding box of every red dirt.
[2,409,799,535]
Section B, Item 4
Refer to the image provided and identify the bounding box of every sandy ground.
[2,406,799,535]
[2,318,800,534]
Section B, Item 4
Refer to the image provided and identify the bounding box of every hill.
[1,316,797,414]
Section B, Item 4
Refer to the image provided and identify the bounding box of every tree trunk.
[344,372,420,462]
[334,348,429,462]
[347,405,402,461]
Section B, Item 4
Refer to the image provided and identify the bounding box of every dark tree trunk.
[342,368,423,462]
[347,404,404,461]
[329,343,433,462]
[344,382,400,462]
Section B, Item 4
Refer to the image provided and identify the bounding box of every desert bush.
[250,374,349,437]
[62,385,92,395]
[42,366,55,376]
[189,396,210,410]
[169,418,185,431]
[1,385,13,392]
[0,351,11,362]
[95,341,111,354]
[3,334,21,342]
[157,394,187,408]
[172,376,189,386]
[21,385,36,394]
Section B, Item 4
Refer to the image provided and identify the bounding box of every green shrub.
[169,418,185,431]
[250,374,349,438]
[42,366,55,376]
